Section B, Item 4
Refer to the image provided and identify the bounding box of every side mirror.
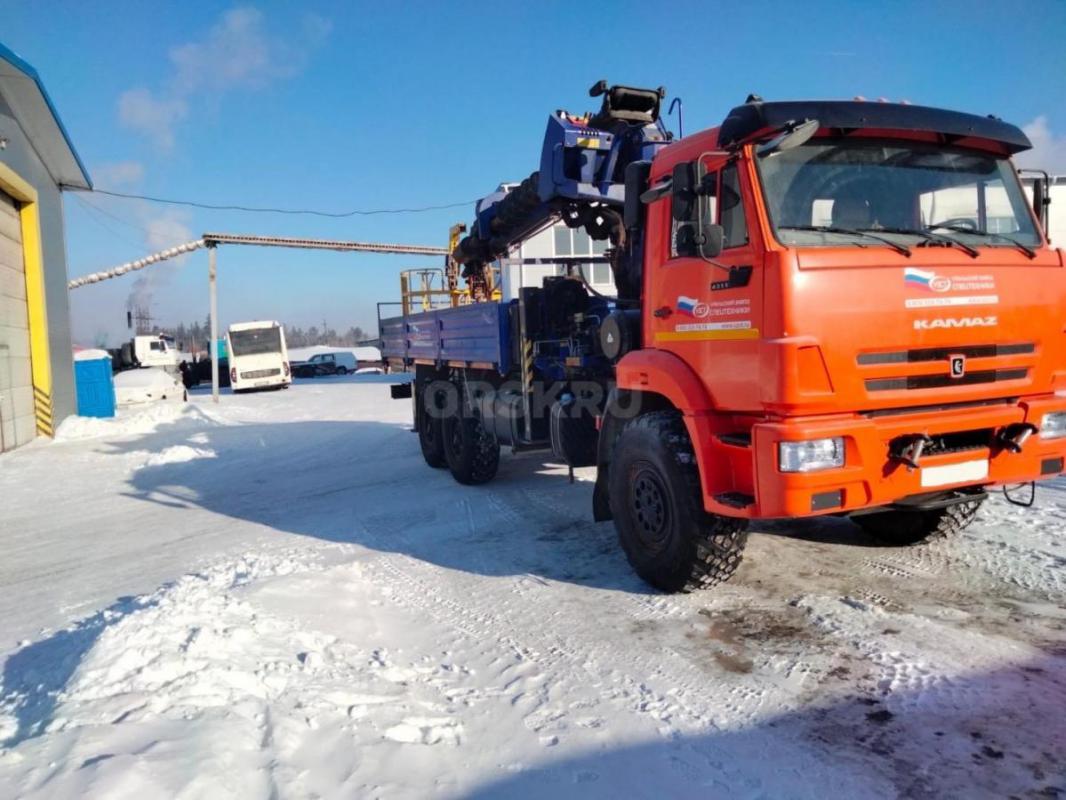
[671,162,697,221]
[675,223,724,259]
[699,223,724,259]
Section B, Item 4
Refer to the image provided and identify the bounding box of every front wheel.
[442,408,500,485]
[852,498,983,545]
[609,411,748,592]
[336,366,348,375]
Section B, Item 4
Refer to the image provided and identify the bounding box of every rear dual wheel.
[443,409,499,485]
[417,385,447,469]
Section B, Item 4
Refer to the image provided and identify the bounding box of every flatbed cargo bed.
[380,301,513,372]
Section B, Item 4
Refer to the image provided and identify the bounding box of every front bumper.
[744,395,1066,518]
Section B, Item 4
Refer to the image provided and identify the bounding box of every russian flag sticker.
[677,296,699,315]
[904,267,937,290]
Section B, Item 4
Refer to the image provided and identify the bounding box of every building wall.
[0,93,76,430]
[500,221,618,301]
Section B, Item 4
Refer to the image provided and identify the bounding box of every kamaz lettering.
[914,316,998,330]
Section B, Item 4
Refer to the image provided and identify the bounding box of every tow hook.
[890,434,933,469]
[997,422,1038,454]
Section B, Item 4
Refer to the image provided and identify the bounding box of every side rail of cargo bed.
[380,302,512,373]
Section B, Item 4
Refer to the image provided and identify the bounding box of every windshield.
[756,139,1040,249]
[229,327,282,357]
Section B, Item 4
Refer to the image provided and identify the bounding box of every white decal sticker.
[905,295,999,309]
[675,320,753,332]
[905,268,996,295]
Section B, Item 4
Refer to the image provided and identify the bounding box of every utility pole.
[208,244,219,404]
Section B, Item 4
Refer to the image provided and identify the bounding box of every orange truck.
[381,83,1065,592]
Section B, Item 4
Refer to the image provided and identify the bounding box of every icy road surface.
[0,377,1064,798]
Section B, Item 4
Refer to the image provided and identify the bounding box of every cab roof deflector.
[718,100,1031,154]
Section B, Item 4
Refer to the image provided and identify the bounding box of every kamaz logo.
[914,316,998,330]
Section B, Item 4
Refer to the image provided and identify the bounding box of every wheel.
[853,499,983,545]
[417,385,448,469]
[337,366,347,375]
[442,406,500,485]
[609,410,748,592]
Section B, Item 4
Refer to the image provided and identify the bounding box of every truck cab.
[623,100,1065,521]
[132,334,180,371]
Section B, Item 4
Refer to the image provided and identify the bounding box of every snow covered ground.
[0,378,1064,798]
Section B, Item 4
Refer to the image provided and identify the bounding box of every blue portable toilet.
[74,352,116,418]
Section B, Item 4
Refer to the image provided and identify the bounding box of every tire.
[853,499,983,545]
[337,366,347,375]
[417,386,447,469]
[609,410,748,592]
[442,407,500,485]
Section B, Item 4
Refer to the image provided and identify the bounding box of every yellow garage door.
[0,188,33,451]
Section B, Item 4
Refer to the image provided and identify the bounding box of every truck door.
[648,158,763,409]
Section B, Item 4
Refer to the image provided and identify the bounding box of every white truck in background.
[226,320,292,393]
[108,333,182,373]
[133,334,180,370]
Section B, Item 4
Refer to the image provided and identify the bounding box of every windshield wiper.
[777,225,911,256]
[861,226,979,258]
[928,224,1037,259]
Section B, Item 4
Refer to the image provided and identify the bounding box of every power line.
[74,193,154,235]
[70,194,148,250]
[76,187,477,218]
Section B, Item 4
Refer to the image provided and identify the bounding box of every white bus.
[226,320,291,393]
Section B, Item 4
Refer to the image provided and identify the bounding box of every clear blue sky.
[4,0,1066,346]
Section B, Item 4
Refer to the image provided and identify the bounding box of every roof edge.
[0,41,92,189]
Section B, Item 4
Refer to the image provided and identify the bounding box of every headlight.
[779,438,845,473]
[1040,412,1066,440]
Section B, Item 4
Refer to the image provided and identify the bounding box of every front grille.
[862,397,1016,418]
[866,368,1028,392]
[922,429,993,456]
[241,368,281,379]
[858,342,1035,366]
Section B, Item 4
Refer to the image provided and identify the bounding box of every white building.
[499,219,616,300]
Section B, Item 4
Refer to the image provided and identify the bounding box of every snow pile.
[137,445,216,468]
[113,368,177,390]
[54,402,218,442]
[113,368,184,407]
[72,349,111,362]
[0,549,480,797]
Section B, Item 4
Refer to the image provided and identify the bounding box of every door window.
[671,172,717,258]
[720,163,749,248]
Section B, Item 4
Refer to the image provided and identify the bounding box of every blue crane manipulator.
[451,81,674,302]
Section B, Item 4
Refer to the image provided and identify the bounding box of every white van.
[226,321,291,392]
